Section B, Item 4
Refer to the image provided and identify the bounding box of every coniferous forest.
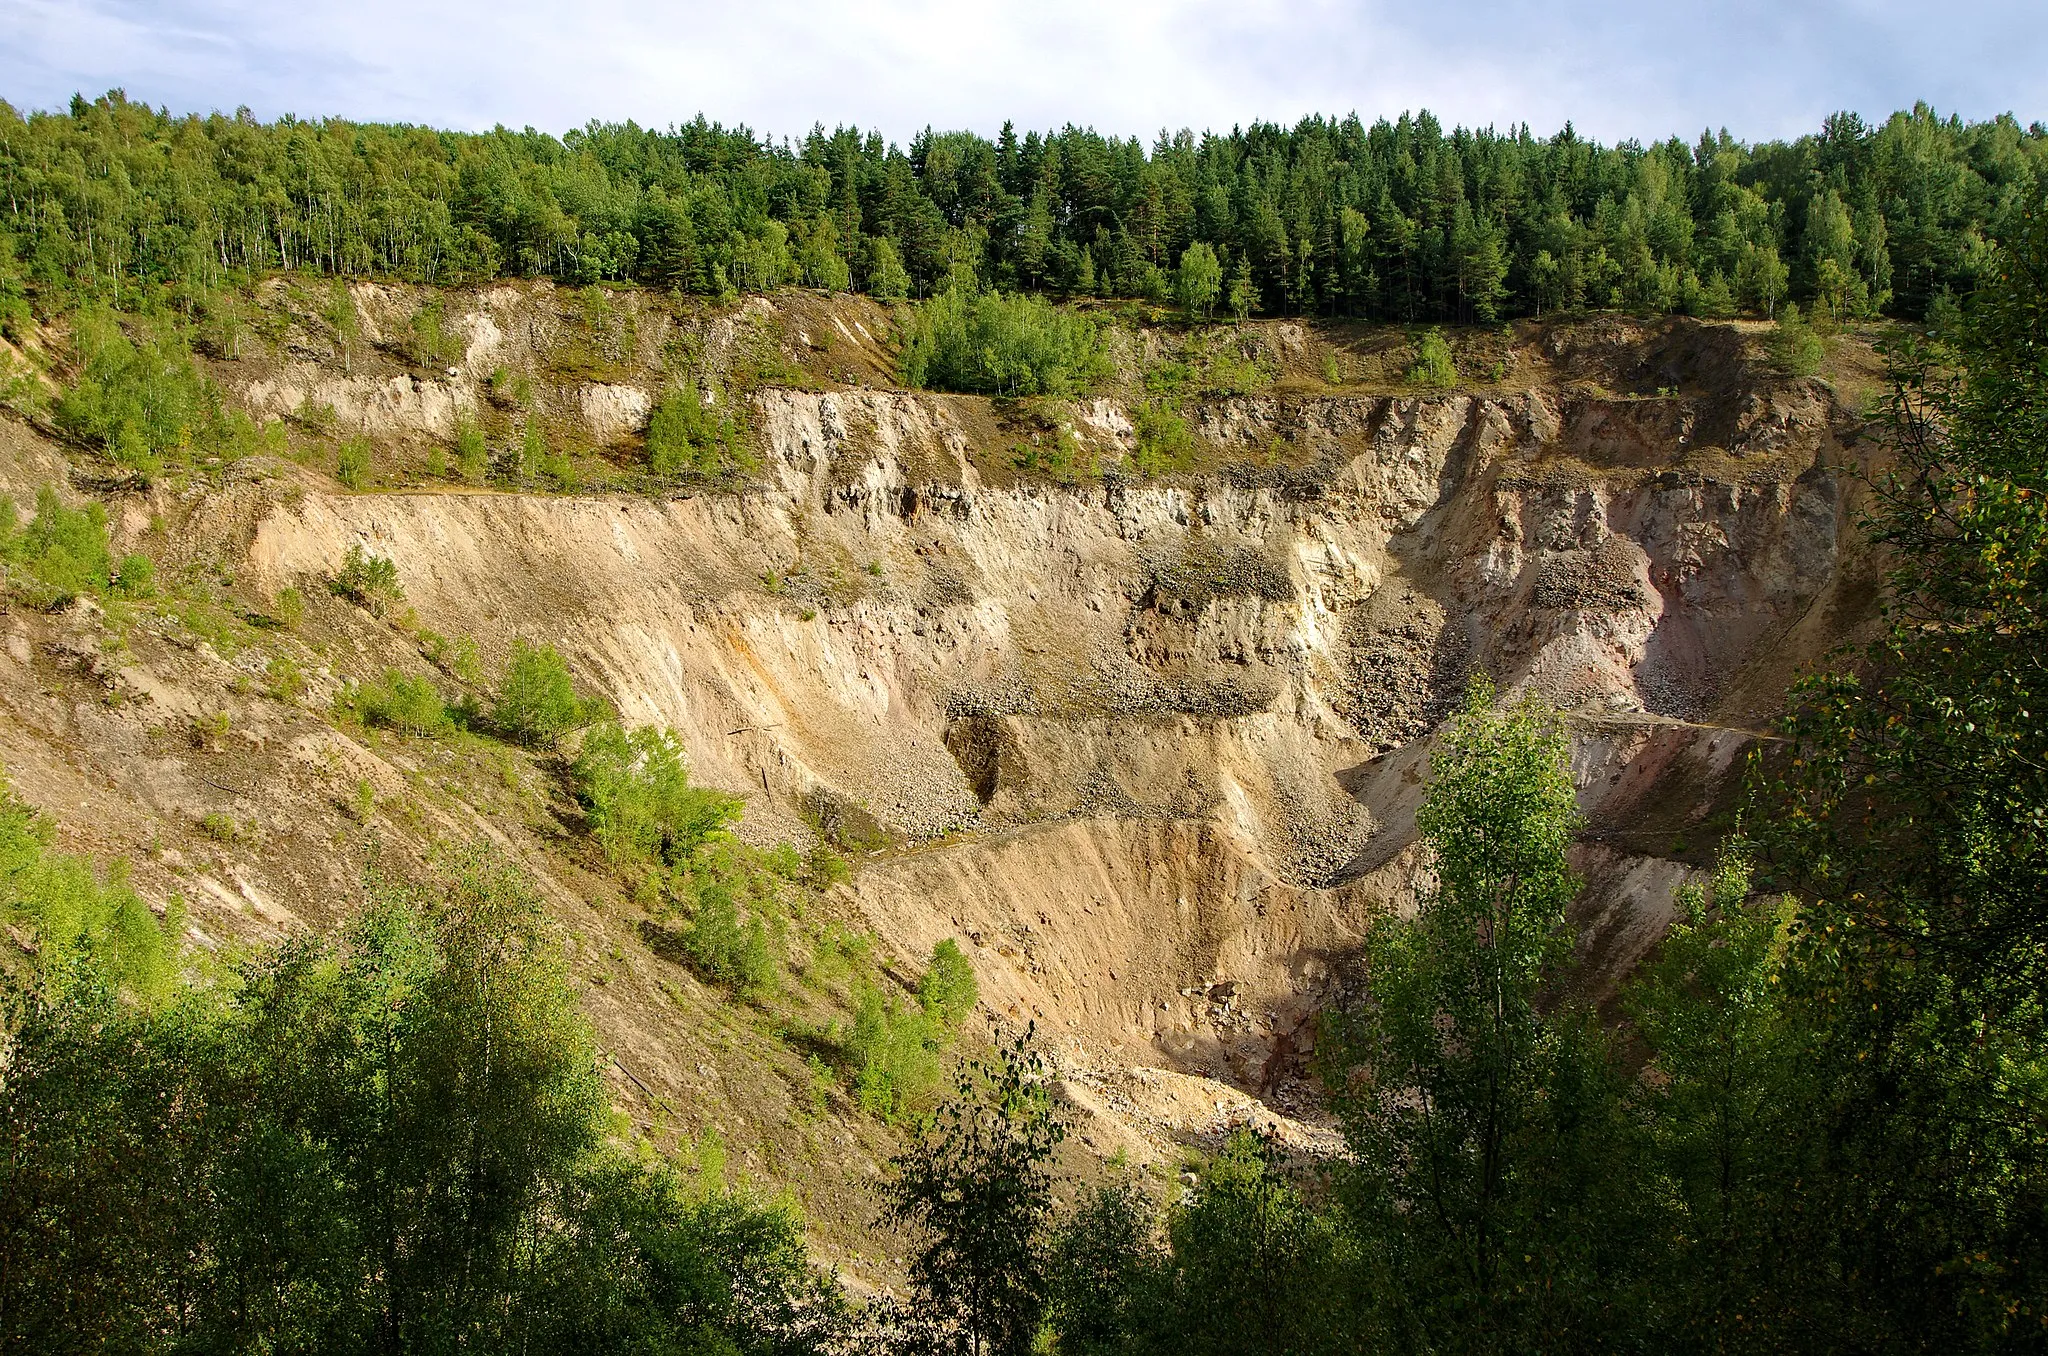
[1,93,2041,323]
[1,89,2047,1353]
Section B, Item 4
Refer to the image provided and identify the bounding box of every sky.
[1,0,2042,149]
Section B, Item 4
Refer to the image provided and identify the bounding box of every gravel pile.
[1338,606,1471,751]
[1531,537,1648,611]
[1139,540,1295,611]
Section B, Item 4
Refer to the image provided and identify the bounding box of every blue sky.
[1,0,2041,147]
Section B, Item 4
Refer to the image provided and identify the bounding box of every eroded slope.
[0,289,1885,1267]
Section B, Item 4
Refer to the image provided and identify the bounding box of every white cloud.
[1,0,2041,145]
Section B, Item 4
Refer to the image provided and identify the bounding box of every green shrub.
[1010,423,1091,483]
[841,939,979,1121]
[0,348,42,417]
[1201,344,1271,398]
[679,877,775,995]
[518,420,546,479]
[1130,401,1197,476]
[53,306,257,477]
[0,770,179,1002]
[900,286,1109,397]
[570,722,742,865]
[806,842,851,889]
[344,669,451,736]
[0,486,113,604]
[448,636,485,685]
[645,385,749,477]
[847,983,942,1121]
[491,639,600,747]
[806,921,871,984]
[271,585,305,629]
[329,544,404,615]
[404,299,463,368]
[112,552,153,598]
[1144,359,1195,396]
[1764,304,1827,377]
[918,937,979,1030]
[454,418,489,480]
[541,450,576,490]
[265,654,306,703]
[336,436,371,489]
[1406,328,1458,388]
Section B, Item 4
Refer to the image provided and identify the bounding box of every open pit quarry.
[0,283,1885,1272]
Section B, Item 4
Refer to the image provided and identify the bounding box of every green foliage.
[804,841,850,890]
[569,721,742,865]
[0,485,117,605]
[0,841,847,1353]
[324,279,360,368]
[1741,201,2048,1343]
[795,215,852,292]
[1008,422,1092,483]
[328,542,404,615]
[518,418,547,480]
[800,924,869,996]
[264,653,305,702]
[882,1035,1065,1356]
[899,285,1109,397]
[917,937,979,1030]
[0,347,42,418]
[0,94,2029,321]
[1226,256,1259,323]
[490,639,601,748]
[845,982,942,1120]
[645,383,750,477]
[402,298,462,368]
[271,584,305,628]
[453,416,488,480]
[0,231,30,341]
[866,236,912,300]
[1047,1178,1168,1356]
[1174,242,1222,320]
[52,306,276,477]
[1163,330,1274,399]
[113,550,153,597]
[334,434,371,488]
[1763,303,1827,375]
[1735,241,1791,318]
[540,448,576,490]
[0,770,179,1003]
[676,875,775,996]
[1130,400,1197,476]
[421,628,484,685]
[1322,680,1651,1344]
[1152,1131,1357,1356]
[1405,327,1458,387]
[652,833,814,1000]
[838,938,977,1120]
[1622,846,1822,1343]
[342,668,451,736]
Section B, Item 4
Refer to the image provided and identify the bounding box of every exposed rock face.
[0,292,1882,1223]
[244,342,1869,1081]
